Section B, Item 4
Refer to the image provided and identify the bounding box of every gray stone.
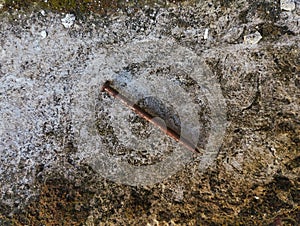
[0,1,299,224]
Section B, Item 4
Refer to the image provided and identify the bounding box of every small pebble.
[40,10,46,16]
[75,203,81,211]
[281,0,296,11]
[204,28,209,40]
[244,31,262,45]
[40,30,47,39]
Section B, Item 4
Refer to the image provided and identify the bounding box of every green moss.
[1,0,192,16]
[2,0,90,16]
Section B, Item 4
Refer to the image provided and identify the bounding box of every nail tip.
[194,147,201,154]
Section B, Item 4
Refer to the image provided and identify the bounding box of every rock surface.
[0,0,299,225]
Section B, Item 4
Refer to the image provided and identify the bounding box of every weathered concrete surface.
[0,0,299,225]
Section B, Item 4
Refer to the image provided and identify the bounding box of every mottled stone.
[0,0,299,225]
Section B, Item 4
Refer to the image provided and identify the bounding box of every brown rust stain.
[12,174,95,225]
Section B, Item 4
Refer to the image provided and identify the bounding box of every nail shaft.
[101,81,201,154]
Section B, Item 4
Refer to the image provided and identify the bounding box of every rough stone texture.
[0,0,299,225]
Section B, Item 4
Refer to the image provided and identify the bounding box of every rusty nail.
[101,81,201,154]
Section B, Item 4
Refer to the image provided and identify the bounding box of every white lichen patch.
[61,14,75,28]
[0,13,84,212]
